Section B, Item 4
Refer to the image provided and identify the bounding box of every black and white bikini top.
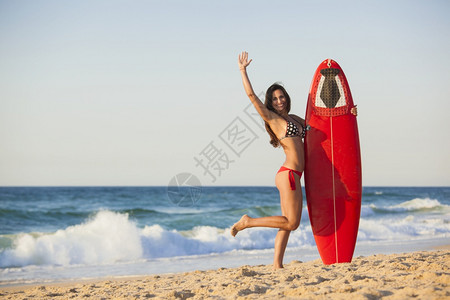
[279,120,306,141]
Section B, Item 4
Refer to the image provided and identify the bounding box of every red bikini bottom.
[277,166,303,191]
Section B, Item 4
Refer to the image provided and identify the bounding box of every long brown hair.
[264,83,291,148]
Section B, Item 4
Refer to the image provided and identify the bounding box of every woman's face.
[272,89,287,113]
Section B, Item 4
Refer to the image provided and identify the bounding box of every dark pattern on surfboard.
[320,68,341,108]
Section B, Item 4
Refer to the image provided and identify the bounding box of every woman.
[230,52,306,269]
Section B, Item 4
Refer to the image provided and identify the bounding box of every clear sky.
[1,0,449,186]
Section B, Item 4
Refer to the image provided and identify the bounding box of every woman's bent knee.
[286,220,300,231]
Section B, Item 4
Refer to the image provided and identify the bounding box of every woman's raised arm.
[238,52,274,122]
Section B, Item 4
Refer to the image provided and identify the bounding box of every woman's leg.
[273,171,303,268]
[230,171,303,268]
[273,229,291,268]
[230,214,293,236]
[231,171,302,234]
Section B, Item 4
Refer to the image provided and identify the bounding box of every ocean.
[1,186,449,286]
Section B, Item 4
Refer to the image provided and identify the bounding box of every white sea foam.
[0,211,314,268]
[1,205,449,269]
[387,198,445,211]
[0,211,143,267]
[358,212,450,241]
[360,205,376,218]
[367,198,448,214]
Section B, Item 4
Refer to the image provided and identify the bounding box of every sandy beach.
[1,249,449,299]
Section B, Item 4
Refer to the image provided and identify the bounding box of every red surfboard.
[304,59,362,265]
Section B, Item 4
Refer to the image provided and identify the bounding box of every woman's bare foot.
[231,214,250,237]
[273,264,284,270]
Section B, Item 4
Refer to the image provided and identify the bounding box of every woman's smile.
[275,102,285,111]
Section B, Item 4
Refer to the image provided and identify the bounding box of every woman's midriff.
[281,139,304,172]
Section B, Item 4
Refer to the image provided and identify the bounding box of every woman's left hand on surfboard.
[351,105,358,116]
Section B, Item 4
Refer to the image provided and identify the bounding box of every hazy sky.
[1,0,449,186]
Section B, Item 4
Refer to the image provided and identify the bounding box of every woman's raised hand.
[238,51,252,70]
